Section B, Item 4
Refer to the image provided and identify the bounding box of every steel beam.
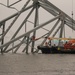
[58,16,65,46]
[22,33,48,52]
[0,4,33,27]
[65,20,75,29]
[40,19,60,46]
[27,20,50,31]
[26,36,30,54]
[39,2,58,16]
[1,22,5,54]
[39,0,75,31]
[66,23,75,31]
[8,0,22,7]
[22,39,32,52]
[5,39,26,53]
[0,0,31,42]
[3,7,35,52]
[13,36,26,53]
[0,15,60,49]
[52,25,61,37]
[59,17,65,38]
[31,2,39,53]
[42,0,75,25]
[1,0,75,53]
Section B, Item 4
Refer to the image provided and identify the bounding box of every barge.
[37,46,75,54]
[37,39,75,54]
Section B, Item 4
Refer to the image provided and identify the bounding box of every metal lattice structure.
[0,0,75,54]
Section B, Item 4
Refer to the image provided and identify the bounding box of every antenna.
[72,0,74,31]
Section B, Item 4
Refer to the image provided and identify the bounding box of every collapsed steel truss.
[0,0,75,54]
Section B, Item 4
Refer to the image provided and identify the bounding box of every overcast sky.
[0,0,75,39]
[0,0,75,20]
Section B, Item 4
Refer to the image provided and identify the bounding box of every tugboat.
[37,38,75,54]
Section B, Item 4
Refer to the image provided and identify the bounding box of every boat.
[37,38,75,54]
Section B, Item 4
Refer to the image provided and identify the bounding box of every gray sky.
[0,0,75,39]
[0,0,75,20]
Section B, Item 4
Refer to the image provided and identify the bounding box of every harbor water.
[0,53,75,75]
